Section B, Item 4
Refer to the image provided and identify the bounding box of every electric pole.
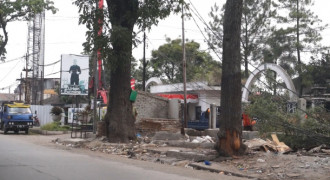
[181,2,187,134]
[142,31,146,91]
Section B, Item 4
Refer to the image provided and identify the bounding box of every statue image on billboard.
[60,54,89,95]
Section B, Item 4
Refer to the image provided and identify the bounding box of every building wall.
[188,103,198,120]
[135,91,169,122]
[198,90,221,111]
[30,105,64,126]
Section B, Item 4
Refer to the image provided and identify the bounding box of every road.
[0,133,236,180]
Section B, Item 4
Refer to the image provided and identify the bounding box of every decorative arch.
[145,77,163,89]
[242,63,297,102]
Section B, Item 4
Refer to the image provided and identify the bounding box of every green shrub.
[246,94,330,149]
[41,122,70,131]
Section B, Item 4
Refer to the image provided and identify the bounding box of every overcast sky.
[1,0,329,93]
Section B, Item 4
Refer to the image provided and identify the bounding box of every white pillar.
[168,99,179,119]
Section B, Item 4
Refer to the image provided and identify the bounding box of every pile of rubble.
[52,131,330,180]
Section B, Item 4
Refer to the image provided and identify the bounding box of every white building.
[150,81,220,121]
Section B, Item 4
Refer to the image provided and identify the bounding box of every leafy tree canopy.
[0,0,56,59]
[207,0,274,78]
[74,0,185,142]
[273,0,327,96]
[302,51,330,90]
[148,38,221,85]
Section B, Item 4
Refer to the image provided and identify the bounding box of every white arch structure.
[145,77,163,89]
[242,63,298,102]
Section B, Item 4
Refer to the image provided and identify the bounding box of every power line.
[45,68,90,77]
[38,59,61,67]
[0,60,22,83]
[187,1,329,122]
[0,55,25,64]
[0,82,19,91]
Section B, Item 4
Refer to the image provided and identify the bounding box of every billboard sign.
[60,54,89,95]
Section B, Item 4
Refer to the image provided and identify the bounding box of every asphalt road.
[0,133,203,180]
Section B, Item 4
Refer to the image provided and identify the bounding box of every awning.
[157,94,199,103]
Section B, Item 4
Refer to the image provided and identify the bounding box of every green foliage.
[207,0,274,78]
[271,0,327,96]
[49,106,63,116]
[246,94,330,149]
[0,0,56,59]
[246,94,294,134]
[74,0,182,71]
[74,0,184,142]
[148,38,221,84]
[302,51,330,89]
[41,122,70,131]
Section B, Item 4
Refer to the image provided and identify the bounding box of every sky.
[1,0,329,93]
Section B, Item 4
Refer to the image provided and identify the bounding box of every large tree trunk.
[296,0,303,98]
[217,0,244,156]
[105,0,138,142]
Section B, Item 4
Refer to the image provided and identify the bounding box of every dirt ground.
[10,133,330,180]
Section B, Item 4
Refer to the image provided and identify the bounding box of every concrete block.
[152,131,185,141]
[242,131,259,140]
[203,129,218,138]
[184,128,203,136]
[166,150,216,161]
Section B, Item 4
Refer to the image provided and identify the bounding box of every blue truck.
[0,102,33,134]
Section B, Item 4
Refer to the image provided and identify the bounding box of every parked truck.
[0,102,33,134]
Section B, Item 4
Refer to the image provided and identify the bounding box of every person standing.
[205,108,210,120]
[69,59,81,85]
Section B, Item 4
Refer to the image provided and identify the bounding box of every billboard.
[60,54,89,95]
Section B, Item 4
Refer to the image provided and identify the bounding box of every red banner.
[131,78,135,90]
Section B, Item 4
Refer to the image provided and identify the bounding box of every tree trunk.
[217,0,244,156]
[105,0,138,143]
[243,15,249,79]
[296,0,303,98]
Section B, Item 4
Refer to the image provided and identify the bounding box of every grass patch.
[41,122,70,131]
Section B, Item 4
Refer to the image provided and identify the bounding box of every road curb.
[188,163,258,179]
[30,128,69,135]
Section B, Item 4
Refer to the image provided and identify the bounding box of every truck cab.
[0,102,33,134]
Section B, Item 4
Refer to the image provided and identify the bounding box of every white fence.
[30,105,64,126]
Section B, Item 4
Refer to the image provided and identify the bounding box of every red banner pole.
[97,0,104,89]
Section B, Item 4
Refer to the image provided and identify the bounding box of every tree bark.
[296,0,303,97]
[105,0,139,142]
[217,0,244,156]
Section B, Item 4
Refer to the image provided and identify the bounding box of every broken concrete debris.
[51,131,329,180]
[243,134,292,153]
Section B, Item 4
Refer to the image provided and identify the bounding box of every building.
[150,81,221,121]
[14,78,60,104]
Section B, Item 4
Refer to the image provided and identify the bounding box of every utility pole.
[142,31,146,91]
[142,0,148,91]
[16,72,23,101]
[23,53,32,103]
[40,70,44,105]
[181,2,187,134]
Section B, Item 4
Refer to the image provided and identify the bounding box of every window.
[8,107,31,114]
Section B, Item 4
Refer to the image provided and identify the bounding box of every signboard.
[60,54,89,95]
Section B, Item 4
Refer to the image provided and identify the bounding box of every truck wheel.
[25,129,29,134]
[3,127,8,134]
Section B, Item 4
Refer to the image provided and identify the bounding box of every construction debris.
[244,134,292,153]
